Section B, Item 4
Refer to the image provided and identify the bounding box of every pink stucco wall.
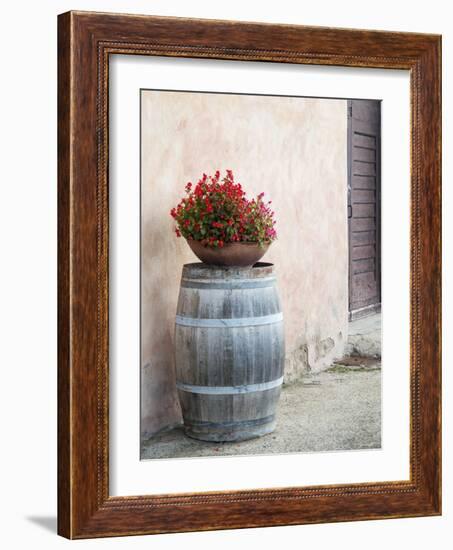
[141,91,348,437]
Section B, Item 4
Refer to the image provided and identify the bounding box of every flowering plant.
[170,170,277,248]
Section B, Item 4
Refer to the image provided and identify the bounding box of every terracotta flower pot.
[186,239,270,268]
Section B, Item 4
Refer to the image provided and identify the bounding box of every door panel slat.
[352,231,376,246]
[351,217,376,232]
[353,146,376,162]
[352,189,376,203]
[353,160,376,176]
[352,175,376,189]
[353,204,375,218]
[351,245,376,261]
[352,258,375,275]
[352,133,375,149]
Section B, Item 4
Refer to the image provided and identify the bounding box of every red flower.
[170,170,277,248]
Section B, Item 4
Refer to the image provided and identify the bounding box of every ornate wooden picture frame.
[58,11,441,539]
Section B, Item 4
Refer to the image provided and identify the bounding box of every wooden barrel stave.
[176,285,281,319]
[174,262,285,442]
[177,389,281,441]
[175,324,285,386]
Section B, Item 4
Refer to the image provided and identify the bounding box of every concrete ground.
[141,361,381,460]
[345,313,381,358]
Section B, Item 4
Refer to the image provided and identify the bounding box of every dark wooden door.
[348,99,381,320]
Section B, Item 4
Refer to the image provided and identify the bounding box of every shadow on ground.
[26,516,57,534]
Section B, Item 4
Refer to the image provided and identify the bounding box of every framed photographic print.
[58,11,441,538]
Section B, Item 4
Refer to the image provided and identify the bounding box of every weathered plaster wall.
[141,91,348,437]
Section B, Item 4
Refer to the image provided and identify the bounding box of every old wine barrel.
[174,262,285,442]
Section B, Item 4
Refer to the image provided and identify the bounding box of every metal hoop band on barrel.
[175,312,283,328]
[180,276,277,290]
[176,376,284,395]
[185,415,276,430]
